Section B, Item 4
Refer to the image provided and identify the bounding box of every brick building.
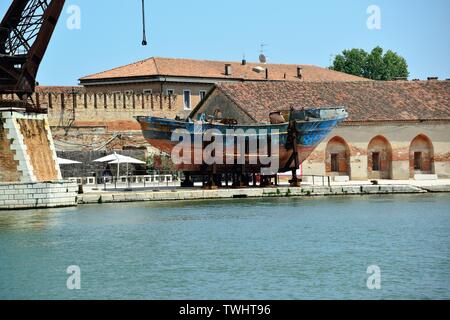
[0,57,367,153]
[192,80,450,180]
[1,57,448,181]
[78,56,367,124]
[35,57,367,130]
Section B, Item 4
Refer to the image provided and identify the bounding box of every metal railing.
[66,171,335,191]
[65,170,180,191]
[302,175,332,187]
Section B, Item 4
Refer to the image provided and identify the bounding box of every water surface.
[0,194,449,299]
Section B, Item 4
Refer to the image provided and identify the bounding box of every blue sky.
[1,0,449,85]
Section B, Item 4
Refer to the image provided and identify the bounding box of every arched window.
[368,136,392,179]
[409,135,434,177]
[325,137,350,176]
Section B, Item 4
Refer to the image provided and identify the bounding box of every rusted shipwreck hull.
[135,107,348,176]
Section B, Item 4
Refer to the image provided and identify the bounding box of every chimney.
[225,64,232,76]
[297,66,303,79]
[265,68,269,80]
[241,59,247,66]
[427,76,438,81]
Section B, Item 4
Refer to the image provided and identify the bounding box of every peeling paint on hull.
[136,115,345,173]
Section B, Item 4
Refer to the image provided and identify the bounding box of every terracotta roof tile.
[212,81,450,122]
[80,57,368,82]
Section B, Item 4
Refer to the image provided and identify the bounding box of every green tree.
[330,46,409,80]
[365,46,386,80]
[331,49,368,77]
[382,50,409,80]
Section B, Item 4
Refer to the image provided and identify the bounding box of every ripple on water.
[0,194,449,299]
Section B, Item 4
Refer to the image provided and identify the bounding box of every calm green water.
[0,194,449,300]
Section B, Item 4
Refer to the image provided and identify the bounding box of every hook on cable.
[141,0,148,46]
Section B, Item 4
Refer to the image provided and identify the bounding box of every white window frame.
[183,90,191,110]
[143,89,153,95]
[166,89,175,96]
[199,90,207,101]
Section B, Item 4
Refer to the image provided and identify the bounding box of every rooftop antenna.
[141,0,148,46]
[259,44,268,64]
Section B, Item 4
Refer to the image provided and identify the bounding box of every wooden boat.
[135,107,348,178]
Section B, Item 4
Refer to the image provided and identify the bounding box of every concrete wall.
[303,122,450,180]
[0,110,62,183]
[0,181,78,210]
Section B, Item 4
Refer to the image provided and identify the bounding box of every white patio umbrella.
[108,157,146,165]
[57,157,82,165]
[93,152,130,163]
[93,152,129,180]
[108,156,146,188]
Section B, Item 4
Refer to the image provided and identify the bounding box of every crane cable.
[141,0,148,46]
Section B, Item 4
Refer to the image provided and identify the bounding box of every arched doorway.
[368,136,392,179]
[409,135,434,177]
[325,136,350,177]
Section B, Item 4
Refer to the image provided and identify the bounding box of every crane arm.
[0,0,65,99]
[0,0,148,102]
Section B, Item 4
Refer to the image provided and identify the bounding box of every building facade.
[0,57,368,153]
[2,57,448,181]
[193,81,450,180]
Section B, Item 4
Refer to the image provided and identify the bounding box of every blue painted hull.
[136,109,347,173]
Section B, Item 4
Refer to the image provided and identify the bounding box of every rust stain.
[17,119,58,182]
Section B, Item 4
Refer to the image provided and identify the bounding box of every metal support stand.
[287,107,301,187]
[181,172,194,188]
